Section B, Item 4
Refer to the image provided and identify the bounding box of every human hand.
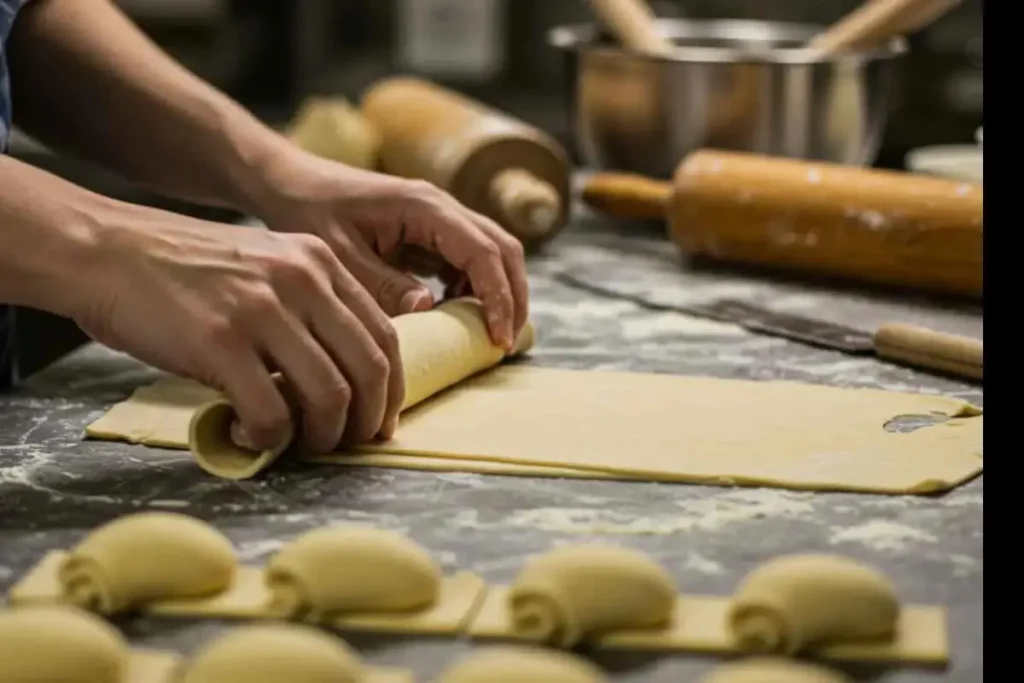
[253,152,529,350]
[76,201,405,453]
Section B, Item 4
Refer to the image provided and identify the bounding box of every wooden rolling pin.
[585,0,674,55]
[582,150,983,298]
[360,77,572,248]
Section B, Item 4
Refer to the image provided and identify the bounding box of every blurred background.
[11,0,983,172]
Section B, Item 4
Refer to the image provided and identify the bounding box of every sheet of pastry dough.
[127,650,181,683]
[8,551,487,636]
[467,587,948,666]
[87,367,982,494]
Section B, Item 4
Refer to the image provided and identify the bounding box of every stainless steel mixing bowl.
[550,19,907,177]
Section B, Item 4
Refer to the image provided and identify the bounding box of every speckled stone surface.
[0,209,982,682]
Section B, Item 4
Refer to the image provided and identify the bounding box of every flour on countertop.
[829,520,938,551]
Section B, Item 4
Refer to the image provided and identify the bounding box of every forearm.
[0,156,106,316]
[6,0,294,212]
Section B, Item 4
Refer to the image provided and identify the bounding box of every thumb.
[344,247,434,316]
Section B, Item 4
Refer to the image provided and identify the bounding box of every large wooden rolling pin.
[360,77,572,248]
[582,150,983,298]
[187,299,535,480]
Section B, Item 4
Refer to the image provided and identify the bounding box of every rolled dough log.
[178,623,412,683]
[264,526,442,621]
[506,545,676,647]
[435,646,609,682]
[698,657,852,683]
[286,97,382,170]
[729,554,900,655]
[186,298,535,479]
[0,605,179,683]
[58,511,236,614]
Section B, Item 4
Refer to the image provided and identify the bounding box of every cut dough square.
[466,587,948,666]
[8,551,487,636]
[86,366,983,494]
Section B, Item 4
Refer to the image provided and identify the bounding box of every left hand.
[253,152,529,350]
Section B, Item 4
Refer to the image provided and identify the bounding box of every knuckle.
[310,378,352,415]
[296,233,334,261]
[247,409,290,447]
[239,285,281,320]
[376,323,401,360]
[199,315,241,350]
[503,236,525,261]
[364,348,391,383]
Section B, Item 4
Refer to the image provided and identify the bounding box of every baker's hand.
[253,152,529,350]
[77,202,404,453]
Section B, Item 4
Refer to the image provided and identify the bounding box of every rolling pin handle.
[873,323,983,381]
[489,168,563,241]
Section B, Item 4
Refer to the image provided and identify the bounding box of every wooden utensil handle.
[489,168,563,241]
[808,0,962,54]
[581,172,673,220]
[585,0,674,55]
[873,323,983,380]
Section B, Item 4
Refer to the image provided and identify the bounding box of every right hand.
[76,202,404,454]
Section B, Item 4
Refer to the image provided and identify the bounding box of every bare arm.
[6,0,291,212]
[0,154,103,315]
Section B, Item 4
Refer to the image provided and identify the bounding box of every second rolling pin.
[361,76,572,248]
[582,150,983,298]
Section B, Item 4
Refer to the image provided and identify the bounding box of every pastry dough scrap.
[0,605,179,683]
[8,550,487,637]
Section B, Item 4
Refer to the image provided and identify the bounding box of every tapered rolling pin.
[582,150,983,298]
[808,0,966,53]
[360,76,572,248]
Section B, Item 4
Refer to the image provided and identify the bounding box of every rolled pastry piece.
[507,544,677,647]
[188,298,536,480]
[0,605,129,683]
[435,646,609,683]
[58,511,237,614]
[178,623,365,683]
[729,554,900,655]
[698,657,853,683]
[264,526,442,622]
[287,96,382,170]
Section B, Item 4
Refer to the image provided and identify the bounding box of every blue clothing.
[1,0,25,388]
[0,0,25,153]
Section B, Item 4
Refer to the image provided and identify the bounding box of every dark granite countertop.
[0,208,982,682]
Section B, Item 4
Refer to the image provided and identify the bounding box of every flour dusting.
[829,520,938,551]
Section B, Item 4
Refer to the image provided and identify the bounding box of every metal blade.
[552,273,876,353]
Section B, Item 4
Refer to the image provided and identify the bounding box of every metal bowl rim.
[548,18,908,65]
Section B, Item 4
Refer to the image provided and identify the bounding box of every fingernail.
[381,416,399,440]
[400,289,433,314]
[229,421,256,450]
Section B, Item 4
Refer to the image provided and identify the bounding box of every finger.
[313,242,407,439]
[406,202,515,349]
[258,308,352,453]
[333,227,434,316]
[206,349,291,452]
[468,211,530,341]
[307,285,392,445]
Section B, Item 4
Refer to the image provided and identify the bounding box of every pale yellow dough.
[435,646,609,682]
[85,299,983,493]
[729,554,900,655]
[0,605,179,683]
[467,590,947,666]
[59,511,237,615]
[506,545,677,647]
[9,551,487,637]
[179,623,412,683]
[698,657,852,683]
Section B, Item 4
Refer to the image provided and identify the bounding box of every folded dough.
[187,298,535,479]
